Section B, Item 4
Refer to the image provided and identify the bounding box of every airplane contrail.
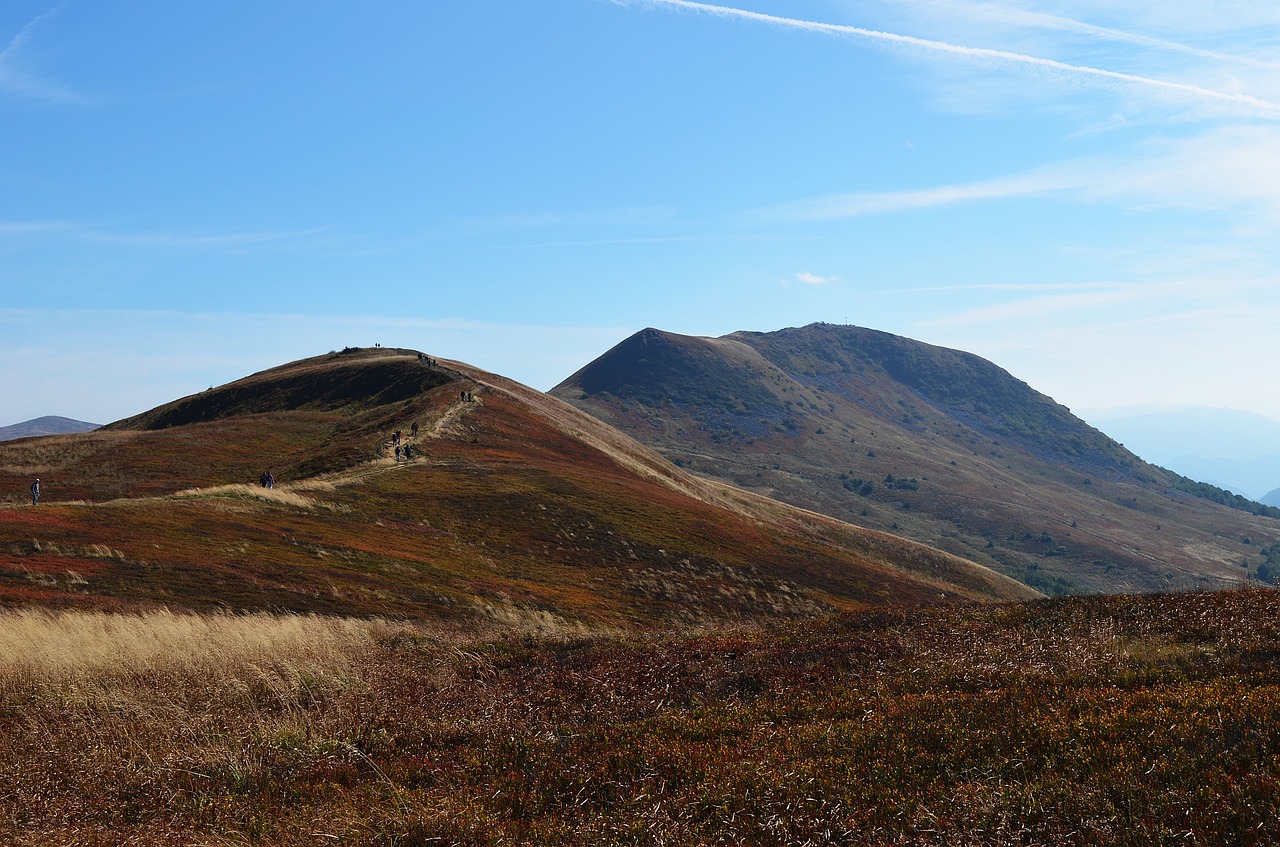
[628,0,1280,118]
[903,0,1280,71]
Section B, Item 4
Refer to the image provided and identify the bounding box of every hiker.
[30,478,39,506]
[395,444,402,461]
[411,421,419,437]
[266,472,275,490]
[259,472,268,488]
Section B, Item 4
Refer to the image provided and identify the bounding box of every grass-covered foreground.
[2,589,1279,845]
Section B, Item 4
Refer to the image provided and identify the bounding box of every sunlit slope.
[552,324,1280,595]
[0,348,1033,625]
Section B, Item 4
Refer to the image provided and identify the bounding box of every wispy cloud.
[84,226,332,251]
[746,169,1078,222]
[468,206,680,230]
[0,218,335,252]
[0,8,86,105]
[0,219,78,236]
[625,0,1280,117]
[747,124,1280,225]
[919,275,1268,328]
[793,271,839,285]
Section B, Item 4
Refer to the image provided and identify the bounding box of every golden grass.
[0,592,1278,844]
[168,482,325,510]
[0,608,395,690]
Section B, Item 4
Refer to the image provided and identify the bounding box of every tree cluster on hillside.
[1167,471,1280,519]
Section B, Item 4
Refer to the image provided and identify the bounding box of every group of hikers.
[391,421,421,462]
[257,471,275,489]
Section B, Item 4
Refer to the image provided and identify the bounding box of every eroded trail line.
[166,382,485,506]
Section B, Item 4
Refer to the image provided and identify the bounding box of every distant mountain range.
[1083,407,1280,504]
[0,416,100,442]
[552,323,1280,595]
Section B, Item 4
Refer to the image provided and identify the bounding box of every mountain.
[0,347,1033,627]
[551,323,1280,595]
[1084,407,1280,501]
[0,415,100,442]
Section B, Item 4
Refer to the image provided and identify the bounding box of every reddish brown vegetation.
[0,589,1277,844]
[0,348,1030,626]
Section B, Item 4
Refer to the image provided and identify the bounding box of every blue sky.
[4,0,1280,426]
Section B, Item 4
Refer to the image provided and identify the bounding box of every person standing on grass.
[30,478,39,506]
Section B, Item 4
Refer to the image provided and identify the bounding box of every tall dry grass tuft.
[0,609,409,695]
[168,482,323,510]
[0,609,433,844]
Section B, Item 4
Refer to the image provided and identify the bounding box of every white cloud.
[794,271,839,285]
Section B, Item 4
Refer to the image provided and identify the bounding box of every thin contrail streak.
[925,0,1280,71]
[632,0,1280,117]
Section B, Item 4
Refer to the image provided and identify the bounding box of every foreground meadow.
[1,589,1278,846]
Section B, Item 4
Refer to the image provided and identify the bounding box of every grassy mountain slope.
[0,347,1032,627]
[552,323,1280,595]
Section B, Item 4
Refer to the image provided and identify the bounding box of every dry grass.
[0,608,393,689]
[168,483,326,511]
[0,590,1278,845]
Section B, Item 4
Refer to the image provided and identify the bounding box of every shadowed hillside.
[552,323,1280,595]
[0,347,1033,628]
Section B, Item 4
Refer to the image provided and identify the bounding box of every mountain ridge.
[552,323,1280,595]
[0,347,1033,626]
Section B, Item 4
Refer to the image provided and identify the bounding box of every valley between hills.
[0,328,1278,845]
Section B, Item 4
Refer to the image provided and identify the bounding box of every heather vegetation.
[2,589,1278,845]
